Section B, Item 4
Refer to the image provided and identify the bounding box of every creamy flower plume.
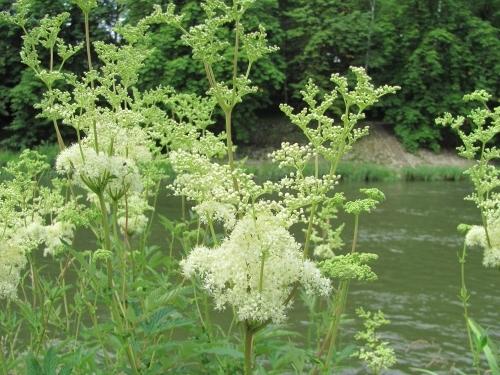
[56,144,143,196]
[465,219,500,268]
[181,213,331,323]
[193,200,236,229]
[0,240,28,299]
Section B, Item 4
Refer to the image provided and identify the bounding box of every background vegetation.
[0,0,499,151]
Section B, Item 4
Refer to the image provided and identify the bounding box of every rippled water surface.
[330,182,500,373]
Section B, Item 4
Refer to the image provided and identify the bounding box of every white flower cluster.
[169,150,239,206]
[0,238,28,299]
[40,221,75,257]
[270,142,314,171]
[56,119,156,199]
[193,200,236,230]
[276,173,340,223]
[56,143,143,197]
[117,194,152,236]
[0,217,75,299]
[88,121,153,165]
[465,219,500,268]
[181,213,331,324]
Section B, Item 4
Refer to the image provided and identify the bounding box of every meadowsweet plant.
[353,308,396,374]
[0,2,205,373]
[437,90,500,374]
[1,1,400,374]
[165,2,399,372]
[0,150,76,299]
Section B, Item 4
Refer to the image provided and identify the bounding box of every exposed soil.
[343,123,471,168]
[238,116,471,168]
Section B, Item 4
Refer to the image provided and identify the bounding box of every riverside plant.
[437,90,500,375]
[0,1,399,374]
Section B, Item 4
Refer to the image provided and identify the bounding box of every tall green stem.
[0,341,8,375]
[225,110,234,170]
[97,193,113,291]
[84,12,93,71]
[97,193,111,250]
[324,280,349,367]
[224,110,238,193]
[208,218,219,247]
[244,323,254,375]
[313,214,360,373]
[53,119,65,150]
[351,214,359,254]
[459,242,481,375]
[303,205,317,259]
[97,193,141,374]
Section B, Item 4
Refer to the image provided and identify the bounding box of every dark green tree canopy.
[0,0,499,149]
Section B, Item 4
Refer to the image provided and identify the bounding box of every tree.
[120,0,286,142]
[0,0,119,148]
[384,0,500,150]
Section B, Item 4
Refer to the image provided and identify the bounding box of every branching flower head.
[345,188,386,215]
[439,91,500,268]
[193,200,236,230]
[181,212,331,324]
[321,253,379,282]
[56,143,143,197]
[280,66,399,163]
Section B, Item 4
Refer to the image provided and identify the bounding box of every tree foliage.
[0,0,499,149]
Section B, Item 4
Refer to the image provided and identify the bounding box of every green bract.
[320,253,379,282]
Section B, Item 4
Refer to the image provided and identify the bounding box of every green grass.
[0,145,467,183]
[0,144,59,168]
[246,160,467,183]
[401,165,467,181]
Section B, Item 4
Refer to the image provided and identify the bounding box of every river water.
[326,181,499,373]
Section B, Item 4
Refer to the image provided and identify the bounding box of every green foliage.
[353,308,396,374]
[3,0,499,374]
[0,0,120,148]
[468,318,500,375]
[385,1,500,150]
[26,348,73,375]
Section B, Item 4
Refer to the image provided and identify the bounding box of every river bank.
[0,121,472,182]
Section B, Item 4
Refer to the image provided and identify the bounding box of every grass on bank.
[0,145,468,183]
[246,160,468,183]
